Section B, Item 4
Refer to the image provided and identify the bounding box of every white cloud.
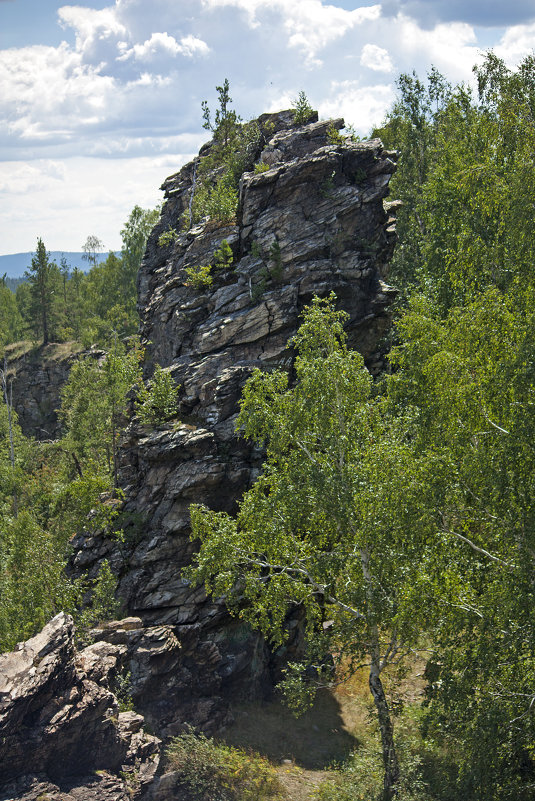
[360,43,394,72]
[392,15,480,81]
[117,31,209,61]
[0,43,116,140]
[0,155,192,252]
[495,22,535,67]
[58,5,126,61]
[0,0,532,254]
[320,80,396,133]
[179,34,211,58]
[202,0,381,64]
[0,160,66,195]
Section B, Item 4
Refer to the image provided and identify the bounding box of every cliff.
[5,343,104,440]
[69,114,398,734]
[1,111,399,797]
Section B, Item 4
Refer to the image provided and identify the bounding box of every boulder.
[0,614,160,798]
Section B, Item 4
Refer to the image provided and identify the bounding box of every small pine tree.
[136,365,179,425]
[291,91,315,125]
[25,238,57,345]
[213,239,234,271]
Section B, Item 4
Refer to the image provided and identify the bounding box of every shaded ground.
[223,689,358,770]
[220,656,428,800]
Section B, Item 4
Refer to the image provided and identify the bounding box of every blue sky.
[1,0,534,256]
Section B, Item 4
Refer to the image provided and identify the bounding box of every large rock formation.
[68,114,399,738]
[0,614,159,800]
[6,344,104,440]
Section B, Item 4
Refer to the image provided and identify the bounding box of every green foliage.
[0,510,79,651]
[59,344,142,484]
[387,283,535,799]
[320,170,336,198]
[291,91,316,125]
[250,270,269,303]
[0,388,126,650]
[202,78,241,148]
[268,239,283,280]
[326,123,344,145]
[114,669,134,712]
[0,278,23,350]
[8,205,158,350]
[0,215,157,650]
[25,238,62,345]
[192,174,239,226]
[158,228,178,248]
[82,235,104,268]
[213,239,234,271]
[166,728,283,801]
[188,295,443,797]
[254,161,270,174]
[75,559,121,635]
[191,81,262,227]
[136,364,179,425]
[316,712,431,801]
[375,56,535,310]
[250,240,262,259]
[184,263,213,289]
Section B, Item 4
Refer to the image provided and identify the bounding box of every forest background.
[2,52,535,801]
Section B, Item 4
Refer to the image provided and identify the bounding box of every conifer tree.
[26,238,56,345]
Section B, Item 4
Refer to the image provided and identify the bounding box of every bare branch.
[441,526,515,569]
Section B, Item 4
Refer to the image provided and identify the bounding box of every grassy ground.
[220,657,428,800]
[4,340,84,373]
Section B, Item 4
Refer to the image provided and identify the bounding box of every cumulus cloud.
[0,155,192,252]
[202,0,381,64]
[0,42,116,141]
[0,0,532,253]
[58,5,127,62]
[117,31,209,61]
[495,22,535,66]
[320,80,396,131]
[360,43,394,72]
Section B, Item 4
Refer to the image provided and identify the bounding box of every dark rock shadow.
[220,689,358,770]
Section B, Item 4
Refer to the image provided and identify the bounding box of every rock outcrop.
[0,614,159,800]
[68,114,399,738]
[6,344,104,440]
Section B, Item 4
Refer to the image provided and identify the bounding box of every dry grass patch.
[4,340,83,370]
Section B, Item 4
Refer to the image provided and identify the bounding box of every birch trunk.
[369,648,400,800]
[361,545,400,799]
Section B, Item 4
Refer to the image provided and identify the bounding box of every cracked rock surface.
[68,113,399,740]
[0,614,160,800]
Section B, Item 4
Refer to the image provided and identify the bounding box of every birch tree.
[188,295,440,800]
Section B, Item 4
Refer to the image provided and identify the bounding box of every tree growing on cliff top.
[192,80,261,227]
[188,295,442,800]
[202,78,241,150]
[25,238,59,345]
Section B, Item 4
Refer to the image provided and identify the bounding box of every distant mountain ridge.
[0,251,112,279]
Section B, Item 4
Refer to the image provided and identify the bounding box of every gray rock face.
[7,346,104,440]
[69,115,399,738]
[0,614,160,799]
